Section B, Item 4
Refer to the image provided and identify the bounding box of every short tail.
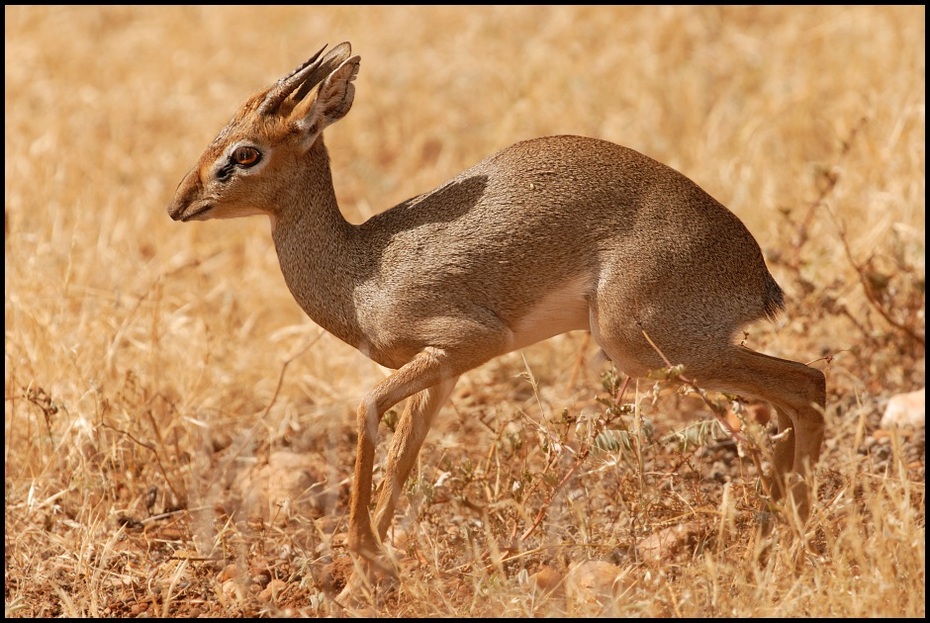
[762,272,786,321]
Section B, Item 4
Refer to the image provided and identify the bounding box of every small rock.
[221,578,243,600]
[637,522,701,563]
[529,565,564,594]
[565,560,626,615]
[258,579,288,603]
[880,388,925,429]
[237,450,333,523]
[217,563,241,582]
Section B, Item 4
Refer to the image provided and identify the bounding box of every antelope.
[168,42,825,596]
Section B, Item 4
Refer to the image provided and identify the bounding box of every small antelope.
[169,42,825,591]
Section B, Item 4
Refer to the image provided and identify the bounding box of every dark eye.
[232,145,261,167]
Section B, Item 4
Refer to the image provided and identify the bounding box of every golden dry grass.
[4,5,925,617]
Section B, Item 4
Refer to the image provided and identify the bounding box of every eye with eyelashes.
[216,145,262,182]
[232,145,261,167]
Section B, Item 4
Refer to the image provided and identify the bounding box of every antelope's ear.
[289,53,360,142]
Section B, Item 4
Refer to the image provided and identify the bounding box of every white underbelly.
[506,274,592,351]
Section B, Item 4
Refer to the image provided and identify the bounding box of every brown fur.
[168,42,826,599]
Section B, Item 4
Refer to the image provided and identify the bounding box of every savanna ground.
[4,5,925,618]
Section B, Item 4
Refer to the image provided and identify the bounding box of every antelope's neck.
[270,140,366,350]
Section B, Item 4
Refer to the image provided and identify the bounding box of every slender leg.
[374,376,459,541]
[769,408,796,503]
[592,321,827,522]
[786,393,826,522]
[347,348,451,561]
[689,346,826,522]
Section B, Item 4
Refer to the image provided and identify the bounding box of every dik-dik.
[169,42,825,589]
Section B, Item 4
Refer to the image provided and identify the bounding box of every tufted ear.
[287,53,360,144]
[257,43,329,117]
[255,41,357,119]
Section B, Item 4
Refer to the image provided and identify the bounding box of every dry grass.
[4,5,924,617]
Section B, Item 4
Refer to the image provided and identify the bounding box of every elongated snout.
[167,169,212,221]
